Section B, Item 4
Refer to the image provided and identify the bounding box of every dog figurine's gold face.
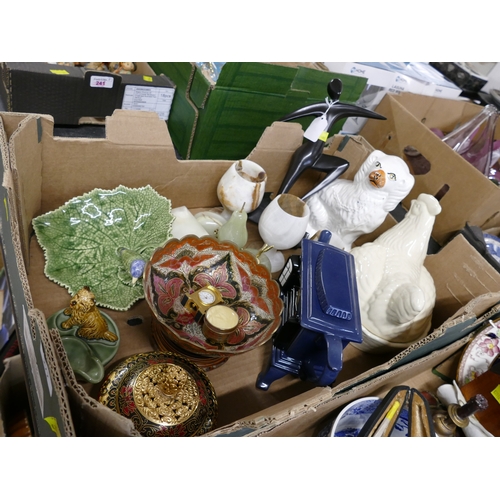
[61,286,118,342]
[369,169,386,188]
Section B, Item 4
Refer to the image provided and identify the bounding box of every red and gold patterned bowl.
[143,235,282,357]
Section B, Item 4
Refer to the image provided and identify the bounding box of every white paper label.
[121,85,175,120]
[303,114,329,142]
[90,75,115,88]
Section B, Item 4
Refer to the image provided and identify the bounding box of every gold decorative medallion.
[133,363,199,425]
[98,351,218,436]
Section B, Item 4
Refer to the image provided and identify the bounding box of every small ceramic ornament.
[84,62,109,72]
[109,62,137,74]
[118,247,146,285]
[170,206,209,239]
[47,286,121,384]
[350,193,442,346]
[305,150,415,250]
[194,211,227,237]
[62,286,118,342]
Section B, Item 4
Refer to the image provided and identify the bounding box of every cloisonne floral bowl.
[456,316,500,386]
[143,235,282,357]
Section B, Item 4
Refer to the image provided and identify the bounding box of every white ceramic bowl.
[351,326,427,354]
[258,193,310,251]
[330,397,381,437]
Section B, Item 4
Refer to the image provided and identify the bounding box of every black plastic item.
[358,386,437,437]
[357,386,410,437]
[277,79,386,195]
[248,79,386,224]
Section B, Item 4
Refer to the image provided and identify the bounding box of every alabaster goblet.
[217,159,267,220]
[258,193,310,273]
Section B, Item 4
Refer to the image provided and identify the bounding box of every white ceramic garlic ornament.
[305,150,415,250]
[350,193,441,348]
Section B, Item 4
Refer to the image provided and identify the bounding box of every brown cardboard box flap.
[425,234,500,327]
[361,94,500,246]
[105,110,173,147]
[47,325,141,437]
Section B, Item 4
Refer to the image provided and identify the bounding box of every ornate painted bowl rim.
[98,351,218,437]
[143,235,283,356]
[457,316,500,387]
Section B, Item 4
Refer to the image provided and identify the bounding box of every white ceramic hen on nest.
[350,193,442,346]
[305,150,415,250]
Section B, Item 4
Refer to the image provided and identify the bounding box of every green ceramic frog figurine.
[62,286,118,342]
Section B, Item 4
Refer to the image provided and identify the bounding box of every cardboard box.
[148,62,368,160]
[360,93,500,247]
[2,109,500,437]
[0,62,176,125]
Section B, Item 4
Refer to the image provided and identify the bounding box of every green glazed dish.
[32,185,174,311]
[48,308,120,384]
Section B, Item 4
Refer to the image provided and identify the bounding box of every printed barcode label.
[122,85,175,120]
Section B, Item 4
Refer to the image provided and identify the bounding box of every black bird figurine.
[248,78,387,223]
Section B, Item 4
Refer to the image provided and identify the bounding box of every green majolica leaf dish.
[33,185,174,311]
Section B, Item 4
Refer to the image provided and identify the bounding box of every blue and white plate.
[330,396,409,437]
[330,397,381,437]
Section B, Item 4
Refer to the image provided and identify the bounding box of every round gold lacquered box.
[98,351,218,437]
